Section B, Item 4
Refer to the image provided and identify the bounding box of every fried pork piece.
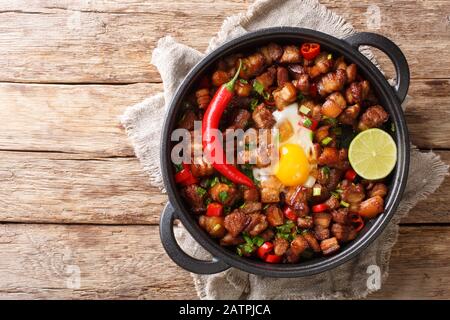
[181,184,206,213]
[199,215,226,238]
[245,213,268,236]
[227,108,251,130]
[318,147,340,166]
[321,92,347,118]
[314,125,330,143]
[331,223,357,243]
[345,80,370,104]
[276,66,289,87]
[302,231,321,252]
[260,176,283,203]
[255,66,276,90]
[338,104,360,125]
[286,235,309,263]
[346,64,357,83]
[266,205,284,227]
[240,52,265,79]
[243,187,259,202]
[314,212,332,228]
[359,195,384,219]
[285,186,310,216]
[357,105,389,131]
[287,64,308,79]
[273,237,289,256]
[190,158,214,177]
[280,45,302,63]
[220,233,244,246]
[320,237,340,255]
[317,69,347,96]
[252,103,276,129]
[259,42,283,65]
[314,225,330,241]
[195,88,210,109]
[331,208,349,224]
[308,52,334,78]
[369,183,388,198]
[209,183,240,206]
[177,110,197,130]
[324,195,340,210]
[260,229,275,242]
[297,215,314,228]
[292,74,311,96]
[341,183,365,204]
[212,70,230,87]
[235,81,252,97]
[273,82,297,110]
[224,210,250,237]
[239,201,262,214]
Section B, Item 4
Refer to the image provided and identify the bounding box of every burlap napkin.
[121,0,448,299]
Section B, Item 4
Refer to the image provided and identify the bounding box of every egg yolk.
[275,143,310,186]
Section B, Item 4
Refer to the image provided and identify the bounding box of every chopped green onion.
[218,191,229,203]
[205,198,212,206]
[321,166,330,176]
[336,188,343,194]
[340,200,350,208]
[209,177,219,187]
[303,118,313,128]
[239,202,246,209]
[243,233,252,245]
[297,92,305,101]
[299,105,311,115]
[323,116,337,126]
[174,163,183,173]
[224,206,231,214]
[313,187,322,196]
[253,236,265,247]
[321,137,333,146]
[253,80,265,95]
[309,131,314,141]
[212,224,222,232]
[239,79,248,84]
[220,176,233,186]
[330,191,340,198]
[262,91,271,100]
[327,53,333,60]
[391,122,396,132]
[196,187,207,197]
[263,204,270,210]
[250,98,259,111]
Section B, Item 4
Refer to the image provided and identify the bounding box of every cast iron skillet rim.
[161,27,409,277]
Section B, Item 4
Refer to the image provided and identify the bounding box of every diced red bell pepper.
[265,254,283,263]
[345,168,358,182]
[257,241,274,260]
[283,206,297,221]
[312,203,329,213]
[309,118,319,131]
[175,163,198,185]
[206,202,223,217]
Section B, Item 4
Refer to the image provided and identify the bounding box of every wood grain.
[0,223,448,299]
[0,150,447,225]
[0,80,449,158]
[0,0,448,83]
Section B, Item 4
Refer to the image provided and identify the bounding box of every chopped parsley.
[253,80,265,95]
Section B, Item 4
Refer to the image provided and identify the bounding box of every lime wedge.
[348,128,397,180]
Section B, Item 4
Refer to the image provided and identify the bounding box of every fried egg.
[253,103,317,187]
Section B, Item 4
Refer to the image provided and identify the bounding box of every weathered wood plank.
[0,0,448,83]
[0,224,447,299]
[0,150,447,224]
[0,79,449,157]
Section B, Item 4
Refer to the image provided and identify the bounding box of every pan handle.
[344,32,410,103]
[159,202,230,274]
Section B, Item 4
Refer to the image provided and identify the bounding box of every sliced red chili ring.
[206,202,223,217]
[301,43,321,60]
[265,254,283,263]
[257,241,274,260]
[312,203,329,213]
[345,168,358,181]
[283,206,297,221]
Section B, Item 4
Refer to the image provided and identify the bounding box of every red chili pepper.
[312,203,329,213]
[265,254,283,263]
[257,241,274,260]
[310,118,319,131]
[345,168,358,182]
[175,163,198,185]
[309,82,318,97]
[283,206,297,221]
[349,213,365,232]
[206,202,223,217]
[202,60,255,188]
[301,43,321,60]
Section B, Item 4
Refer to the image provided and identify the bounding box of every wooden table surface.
[0,0,449,299]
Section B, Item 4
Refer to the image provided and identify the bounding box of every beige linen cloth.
[121,0,448,299]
